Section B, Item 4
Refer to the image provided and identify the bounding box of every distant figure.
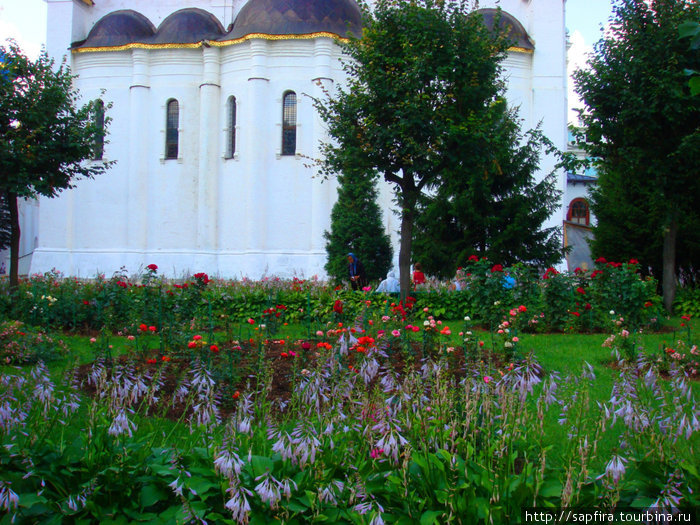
[412,262,426,286]
[0,261,5,275]
[503,270,516,289]
[347,252,367,291]
[376,271,400,293]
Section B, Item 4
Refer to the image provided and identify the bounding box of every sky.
[0,0,614,123]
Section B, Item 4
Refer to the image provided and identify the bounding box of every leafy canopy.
[316,0,513,296]
[0,41,111,199]
[573,0,700,285]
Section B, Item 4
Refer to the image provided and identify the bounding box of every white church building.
[17,0,570,279]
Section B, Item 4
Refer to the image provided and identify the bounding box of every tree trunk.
[662,213,677,314]
[7,191,20,290]
[398,196,416,302]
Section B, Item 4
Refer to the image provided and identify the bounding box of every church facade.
[23,0,568,279]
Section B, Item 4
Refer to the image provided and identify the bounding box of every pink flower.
[391,329,401,337]
[483,376,492,384]
[512,337,519,343]
[193,334,203,341]
[89,337,97,344]
[370,448,384,459]
[127,335,135,341]
[247,318,255,325]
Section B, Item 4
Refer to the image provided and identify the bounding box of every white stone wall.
[31,0,568,279]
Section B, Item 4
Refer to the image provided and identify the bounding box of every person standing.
[347,253,368,290]
[412,262,426,287]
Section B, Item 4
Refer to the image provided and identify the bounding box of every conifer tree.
[412,102,563,278]
[324,170,393,284]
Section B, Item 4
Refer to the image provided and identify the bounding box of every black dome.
[223,0,362,41]
[475,9,534,51]
[77,10,156,48]
[154,8,225,44]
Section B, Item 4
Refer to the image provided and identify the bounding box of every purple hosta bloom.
[508,357,544,401]
[291,421,321,467]
[540,372,560,407]
[0,481,19,512]
[601,454,627,485]
[191,396,221,429]
[108,408,137,437]
[173,378,191,404]
[652,471,684,511]
[237,417,252,435]
[214,446,244,480]
[318,480,344,505]
[379,370,398,394]
[168,477,184,498]
[372,420,408,464]
[225,481,253,524]
[0,400,27,434]
[191,361,216,395]
[31,362,55,415]
[254,472,282,508]
[88,359,107,391]
[369,512,386,525]
[236,392,255,418]
[360,357,380,384]
[675,412,699,441]
[582,361,596,381]
[66,493,87,512]
[270,430,295,462]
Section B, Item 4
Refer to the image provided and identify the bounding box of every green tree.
[316,0,510,298]
[0,42,112,287]
[413,100,563,278]
[573,0,700,312]
[324,169,393,284]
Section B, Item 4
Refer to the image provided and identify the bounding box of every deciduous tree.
[316,0,511,298]
[0,42,112,287]
[573,0,700,311]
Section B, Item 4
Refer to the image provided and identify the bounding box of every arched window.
[281,91,297,156]
[568,198,590,226]
[165,99,179,159]
[226,96,236,158]
[92,99,105,160]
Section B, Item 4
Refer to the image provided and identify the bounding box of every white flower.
[464,316,471,321]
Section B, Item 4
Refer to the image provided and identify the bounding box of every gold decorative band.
[73,32,349,53]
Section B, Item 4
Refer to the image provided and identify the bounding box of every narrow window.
[568,198,590,226]
[165,99,179,159]
[281,91,297,156]
[226,96,236,158]
[92,99,105,160]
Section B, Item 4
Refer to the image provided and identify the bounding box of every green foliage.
[324,170,393,283]
[413,105,564,279]
[573,0,700,301]
[315,0,511,296]
[674,287,700,317]
[0,320,68,364]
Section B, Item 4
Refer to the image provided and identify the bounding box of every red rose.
[139,323,148,332]
[491,264,503,273]
[595,257,607,264]
[210,344,219,353]
[147,264,158,271]
[576,287,586,295]
[333,299,343,314]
